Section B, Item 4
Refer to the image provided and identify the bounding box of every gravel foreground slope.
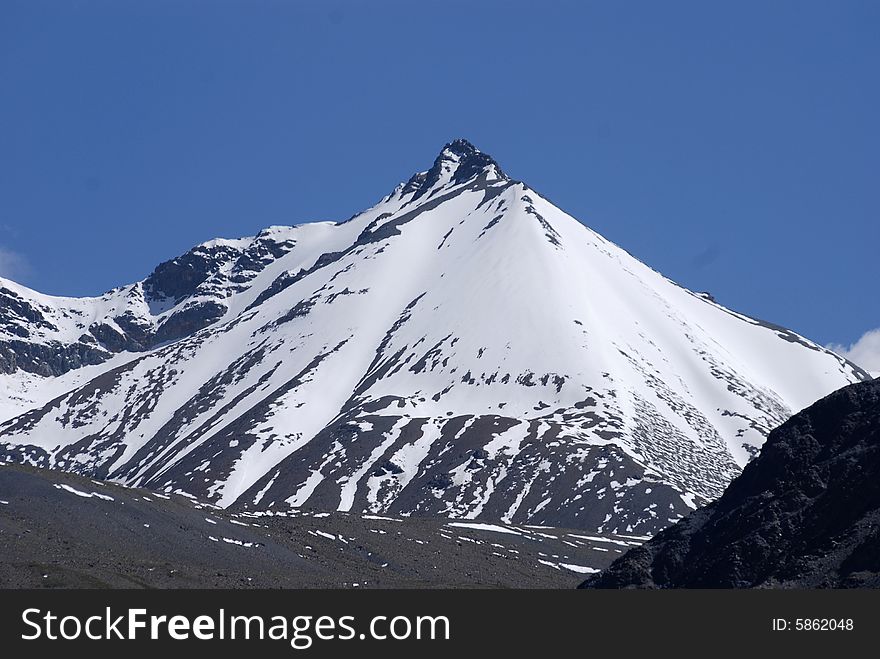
[0,463,641,588]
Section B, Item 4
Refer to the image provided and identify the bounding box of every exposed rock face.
[580,379,880,588]
[143,244,239,303]
[0,337,111,377]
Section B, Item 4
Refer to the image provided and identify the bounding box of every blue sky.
[0,0,877,358]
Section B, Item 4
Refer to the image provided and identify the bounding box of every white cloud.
[828,329,880,377]
[0,247,30,281]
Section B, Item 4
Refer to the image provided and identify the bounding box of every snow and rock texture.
[0,139,869,534]
[580,378,880,588]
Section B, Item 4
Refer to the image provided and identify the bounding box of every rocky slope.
[0,462,625,588]
[580,378,880,588]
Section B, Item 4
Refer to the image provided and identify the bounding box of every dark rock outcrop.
[152,300,227,345]
[580,378,880,588]
[143,243,239,303]
[402,138,506,200]
[0,338,111,377]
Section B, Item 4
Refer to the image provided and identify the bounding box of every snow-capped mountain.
[0,140,869,534]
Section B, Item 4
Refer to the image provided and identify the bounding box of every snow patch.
[53,483,115,501]
[447,522,522,536]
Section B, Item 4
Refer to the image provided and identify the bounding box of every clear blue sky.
[0,0,877,349]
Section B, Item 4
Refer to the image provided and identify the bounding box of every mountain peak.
[438,137,482,159]
[401,138,506,198]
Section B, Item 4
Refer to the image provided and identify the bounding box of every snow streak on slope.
[0,140,869,534]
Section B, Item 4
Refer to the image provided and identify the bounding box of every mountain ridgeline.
[0,140,869,534]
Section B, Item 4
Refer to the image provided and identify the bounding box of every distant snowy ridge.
[0,139,869,534]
